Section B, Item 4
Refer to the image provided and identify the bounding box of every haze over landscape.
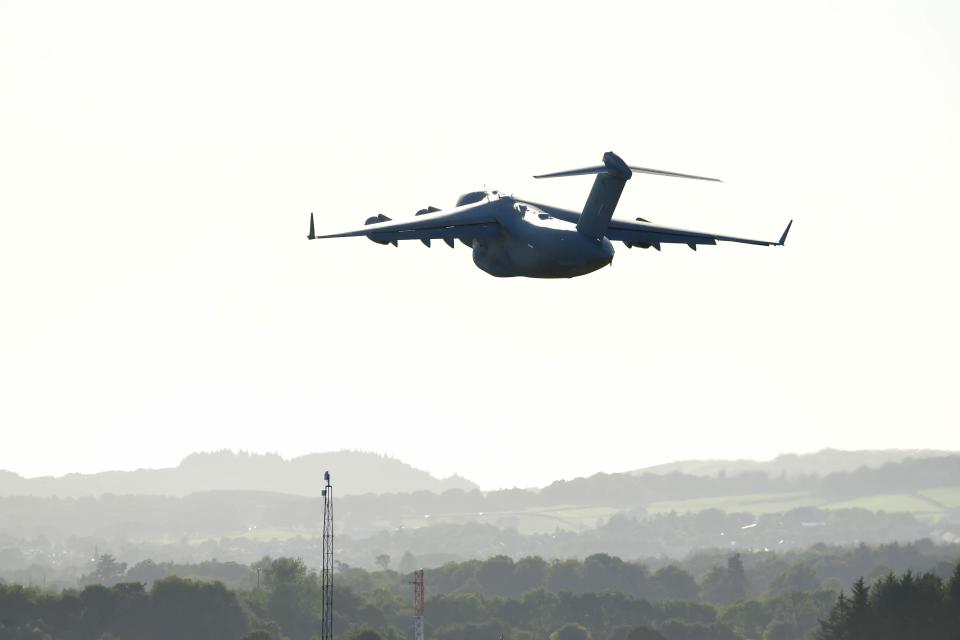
[2,447,960,639]
[3,448,959,569]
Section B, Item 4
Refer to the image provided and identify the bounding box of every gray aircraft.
[308,151,791,278]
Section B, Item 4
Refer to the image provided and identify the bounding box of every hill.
[0,449,477,498]
[630,448,954,478]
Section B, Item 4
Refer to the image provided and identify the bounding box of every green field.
[643,487,960,521]
[191,486,960,543]
[824,493,945,514]
[647,492,822,515]
[416,505,623,534]
[377,486,960,537]
[513,505,622,531]
[919,486,960,509]
[380,485,952,540]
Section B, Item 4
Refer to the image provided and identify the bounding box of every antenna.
[321,471,334,640]
[409,569,425,640]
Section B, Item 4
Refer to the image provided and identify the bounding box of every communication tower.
[411,569,425,640]
[321,471,334,640]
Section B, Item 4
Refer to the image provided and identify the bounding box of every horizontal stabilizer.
[628,166,721,182]
[535,153,721,182]
[534,165,607,179]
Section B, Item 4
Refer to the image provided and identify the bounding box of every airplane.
[307,151,792,279]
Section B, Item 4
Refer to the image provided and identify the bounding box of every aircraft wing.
[308,203,500,245]
[604,216,792,249]
[516,199,791,249]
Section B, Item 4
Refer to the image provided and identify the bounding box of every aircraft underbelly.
[472,223,614,278]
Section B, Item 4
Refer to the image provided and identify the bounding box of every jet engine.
[415,206,441,246]
[623,218,659,250]
[624,241,661,250]
[365,213,395,246]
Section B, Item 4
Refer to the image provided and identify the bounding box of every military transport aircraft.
[307,151,791,278]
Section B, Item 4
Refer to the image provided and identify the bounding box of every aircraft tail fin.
[534,151,720,240]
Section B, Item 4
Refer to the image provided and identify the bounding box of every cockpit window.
[456,191,487,207]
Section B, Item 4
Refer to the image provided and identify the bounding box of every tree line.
[815,564,960,640]
[3,549,960,640]
[337,541,959,605]
[11,538,956,605]
[0,556,833,640]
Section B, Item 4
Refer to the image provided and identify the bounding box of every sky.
[1,0,958,490]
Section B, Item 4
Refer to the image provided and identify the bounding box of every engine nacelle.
[456,191,487,207]
[365,214,395,246]
[623,241,660,251]
[414,207,441,246]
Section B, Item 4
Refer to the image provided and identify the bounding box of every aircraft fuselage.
[471,196,615,278]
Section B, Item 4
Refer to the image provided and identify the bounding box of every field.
[646,492,821,516]
[158,485,960,543]
[643,488,960,522]
[824,493,944,515]
[360,486,960,536]
[919,486,960,509]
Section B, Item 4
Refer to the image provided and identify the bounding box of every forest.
[3,550,960,640]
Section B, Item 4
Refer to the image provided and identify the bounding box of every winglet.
[308,212,316,240]
[778,219,793,246]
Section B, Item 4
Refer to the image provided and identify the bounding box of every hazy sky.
[1,0,958,490]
